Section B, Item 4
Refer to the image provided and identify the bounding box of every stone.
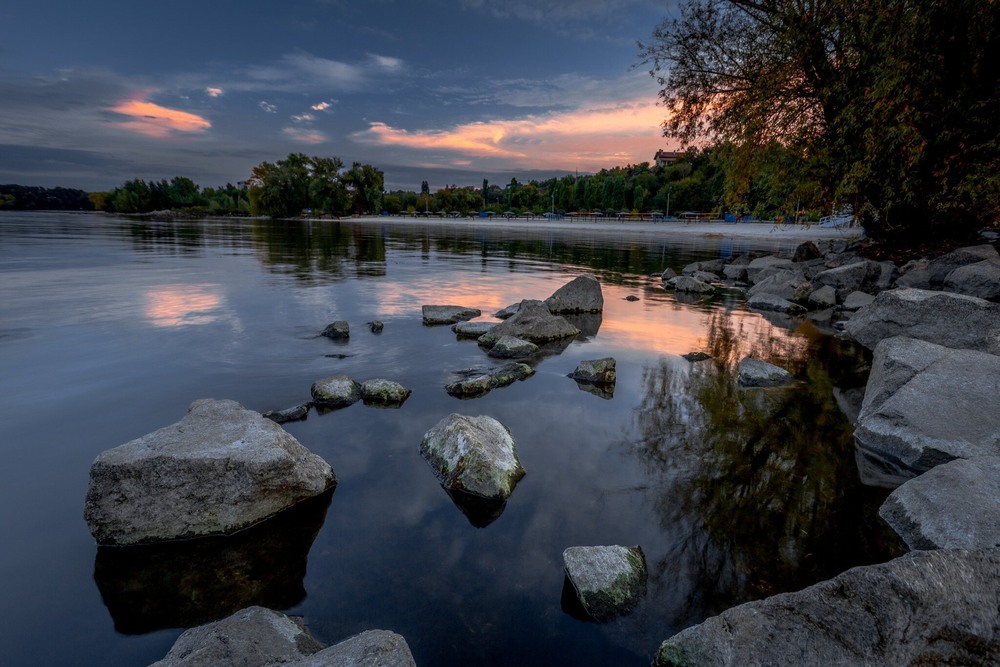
[493,302,521,319]
[928,244,1000,285]
[844,288,1000,355]
[879,457,1000,550]
[544,274,604,313]
[737,358,794,387]
[745,256,793,283]
[854,337,1000,475]
[624,294,640,302]
[691,270,720,284]
[367,320,384,334]
[84,399,336,546]
[682,259,726,276]
[452,320,496,337]
[311,375,362,408]
[568,357,616,384]
[421,304,481,325]
[746,293,806,316]
[563,545,647,622]
[321,321,350,340]
[262,403,310,424]
[895,258,932,289]
[671,276,715,294]
[808,284,838,309]
[654,549,1000,667]
[841,290,875,310]
[487,335,539,359]
[792,240,823,262]
[746,268,811,303]
[477,299,580,348]
[151,606,416,667]
[419,414,525,500]
[682,351,711,362]
[660,267,678,281]
[812,260,883,299]
[360,379,411,407]
[445,363,535,398]
[445,373,494,398]
[721,262,748,282]
[943,259,1000,300]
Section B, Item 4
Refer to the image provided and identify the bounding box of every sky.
[0,0,680,192]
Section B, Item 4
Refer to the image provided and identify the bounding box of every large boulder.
[420,414,525,499]
[812,260,884,299]
[746,268,812,303]
[746,293,807,316]
[855,337,1000,475]
[879,457,1000,550]
[928,244,1000,285]
[745,256,793,284]
[422,304,481,325]
[477,299,580,348]
[563,545,648,622]
[844,288,1000,355]
[311,375,362,408]
[84,399,336,546]
[545,274,604,313]
[670,276,715,294]
[654,549,1000,667]
[943,259,1000,301]
[151,606,416,667]
[568,357,617,384]
[360,379,411,407]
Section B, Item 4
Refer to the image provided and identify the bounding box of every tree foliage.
[247,154,384,218]
[0,184,94,211]
[640,0,1000,240]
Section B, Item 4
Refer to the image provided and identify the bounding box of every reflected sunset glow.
[145,285,222,327]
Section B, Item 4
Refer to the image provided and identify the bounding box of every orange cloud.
[109,93,211,138]
[353,98,668,171]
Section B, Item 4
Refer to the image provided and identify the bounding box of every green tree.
[344,162,385,214]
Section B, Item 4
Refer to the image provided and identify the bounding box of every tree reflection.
[629,312,901,623]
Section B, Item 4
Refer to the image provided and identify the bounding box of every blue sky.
[0,0,679,191]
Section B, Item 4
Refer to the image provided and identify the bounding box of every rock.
[737,358,794,387]
[874,260,899,293]
[487,335,539,359]
[671,276,715,294]
[562,545,647,622]
[545,274,604,313]
[844,288,1000,355]
[928,244,1000,285]
[452,320,496,338]
[792,241,823,262]
[84,399,336,546]
[943,259,1000,300]
[151,606,416,667]
[445,373,494,398]
[624,294,640,302]
[360,379,411,407]
[367,320,384,334]
[896,258,932,289]
[660,267,678,281]
[721,263,748,282]
[854,337,1000,475]
[422,304,481,325]
[321,321,350,340]
[879,457,1000,550]
[812,260,883,299]
[682,259,726,276]
[808,284,838,309]
[445,363,535,398]
[841,290,875,311]
[691,270,720,284]
[746,293,806,315]
[682,352,711,362]
[654,549,1000,667]
[311,375,362,408]
[477,299,580,348]
[493,302,521,319]
[746,268,811,303]
[419,414,526,500]
[262,403,310,424]
[568,357,616,384]
[745,256,793,284]
[487,362,535,388]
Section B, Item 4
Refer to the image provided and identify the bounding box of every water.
[0,212,901,665]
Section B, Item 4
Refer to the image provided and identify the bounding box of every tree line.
[0,184,94,211]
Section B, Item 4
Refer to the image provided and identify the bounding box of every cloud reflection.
[145,285,223,328]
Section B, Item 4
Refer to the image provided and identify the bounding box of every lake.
[0,211,901,665]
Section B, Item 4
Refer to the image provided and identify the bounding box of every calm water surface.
[0,212,901,666]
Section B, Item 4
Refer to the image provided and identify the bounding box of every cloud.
[107,93,211,138]
[460,0,656,24]
[311,100,336,112]
[369,54,404,72]
[205,87,224,98]
[259,101,277,113]
[282,126,327,145]
[291,113,315,122]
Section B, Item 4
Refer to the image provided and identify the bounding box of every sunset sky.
[0,0,680,192]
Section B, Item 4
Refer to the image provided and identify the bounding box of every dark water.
[0,212,901,666]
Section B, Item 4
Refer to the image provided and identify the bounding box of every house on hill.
[654,150,681,167]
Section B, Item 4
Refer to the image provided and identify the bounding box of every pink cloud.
[108,93,211,138]
[282,126,327,144]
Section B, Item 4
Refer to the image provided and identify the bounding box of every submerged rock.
[321,320,350,340]
[654,549,1000,667]
[419,414,526,500]
[568,357,616,384]
[311,375,362,408]
[445,363,535,398]
[545,274,604,313]
[477,299,580,348]
[360,379,411,407]
[562,545,647,622]
[84,399,336,546]
[262,403,310,424]
[422,304,481,325]
[367,320,384,334]
[682,351,711,362]
[737,358,794,387]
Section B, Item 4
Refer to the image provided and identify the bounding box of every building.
[654,150,681,167]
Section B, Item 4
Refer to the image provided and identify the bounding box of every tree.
[640,0,1000,240]
[344,162,385,214]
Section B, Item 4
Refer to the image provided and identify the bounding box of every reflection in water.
[145,284,222,327]
[94,490,333,634]
[445,489,509,528]
[628,313,901,624]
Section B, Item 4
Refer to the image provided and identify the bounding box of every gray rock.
[792,241,823,262]
[360,379,411,407]
[841,290,875,311]
[745,256,793,284]
[812,260,883,299]
[445,363,536,398]
[660,267,678,281]
[84,399,336,546]
[262,403,310,424]
[477,299,580,348]
[493,302,521,319]
[487,362,535,388]
[487,335,539,359]
[855,337,1000,475]
[682,259,726,276]
[445,373,494,398]
[682,351,711,362]
[295,630,417,667]
[452,320,496,338]
[808,284,838,309]
[568,357,616,384]
[943,259,1000,300]
[746,268,811,303]
[545,274,604,313]
[737,358,794,387]
[844,288,1000,355]
[721,262,748,282]
[691,270,720,284]
[419,414,525,500]
[654,548,1000,667]
[367,320,384,334]
[746,293,806,316]
[874,260,899,293]
[671,276,715,294]
[895,258,932,289]
[928,244,1000,285]
[321,321,350,340]
[563,545,647,622]
[879,457,1000,550]
[311,375,362,408]
[421,304,481,325]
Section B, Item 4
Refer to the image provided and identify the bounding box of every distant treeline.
[0,184,94,211]
[95,178,251,216]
